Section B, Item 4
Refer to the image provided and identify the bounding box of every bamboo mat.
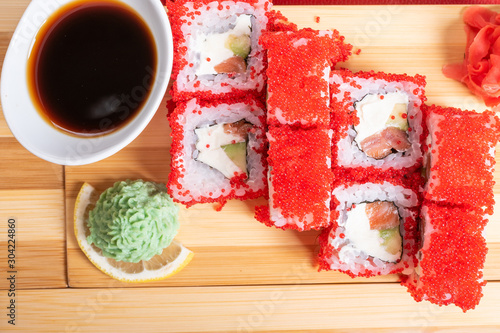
[1,2,500,331]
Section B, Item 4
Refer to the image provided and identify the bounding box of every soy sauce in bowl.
[27,0,157,136]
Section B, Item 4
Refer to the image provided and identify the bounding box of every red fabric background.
[272,1,499,5]
[162,0,500,5]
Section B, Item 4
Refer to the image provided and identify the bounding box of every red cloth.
[272,0,499,4]
[162,0,499,5]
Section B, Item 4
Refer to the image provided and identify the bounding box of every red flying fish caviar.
[265,10,298,32]
[330,167,423,253]
[401,203,489,312]
[317,224,336,271]
[256,126,333,231]
[260,29,352,127]
[424,105,500,214]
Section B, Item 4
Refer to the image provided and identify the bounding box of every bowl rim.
[0,0,173,166]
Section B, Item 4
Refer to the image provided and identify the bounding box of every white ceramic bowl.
[1,0,172,165]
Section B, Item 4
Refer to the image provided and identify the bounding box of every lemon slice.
[74,182,194,283]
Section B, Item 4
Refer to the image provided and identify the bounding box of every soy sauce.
[27,1,157,136]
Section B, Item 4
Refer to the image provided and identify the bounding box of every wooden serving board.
[1,2,500,332]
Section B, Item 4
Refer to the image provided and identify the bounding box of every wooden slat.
[66,240,500,288]
[67,244,400,288]
[66,187,500,288]
[0,189,67,289]
[68,242,500,288]
[0,30,13,137]
[0,0,30,138]
[1,283,499,332]
[0,0,29,32]
[66,195,500,287]
[0,138,64,190]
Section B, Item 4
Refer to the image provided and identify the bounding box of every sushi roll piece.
[260,29,352,127]
[401,202,488,312]
[254,28,350,230]
[167,0,271,101]
[319,181,420,277]
[330,70,426,170]
[423,105,500,214]
[255,126,333,231]
[168,96,267,207]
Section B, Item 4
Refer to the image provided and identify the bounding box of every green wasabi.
[87,180,179,263]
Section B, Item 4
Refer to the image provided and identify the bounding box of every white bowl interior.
[0,0,172,165]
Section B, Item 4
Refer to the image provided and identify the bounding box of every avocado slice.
[385,103,409,131]
[380,226,403,256]
[222,142,247,175]
[225,34,251,59]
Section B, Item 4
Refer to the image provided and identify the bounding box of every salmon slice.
[365,201,400,230]
[223,120,253,138]
[359,126,411,159]
[359,133,392,159]
[383,126,411,152]
[213,56,247,74]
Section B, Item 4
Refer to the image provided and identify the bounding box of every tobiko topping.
[265,10,298,32]
[265,126,332,230]
[261,28,352,127]
[424,105,500,214]
[402,203,489,312]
